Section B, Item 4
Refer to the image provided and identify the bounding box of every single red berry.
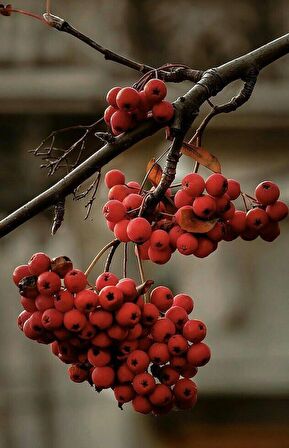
[89,308,113,329]
[183,319,207,343]
[42,308,63,330]
[193,195,217,219]
[136,240,150,260]
[18,275,38,299]
[127,350,150,374]
[144,78,167,104]
[266,201,288,221]
[205,173,228,197]
[116,87,140,111]
[151,318,176,342]
[123,193,143,212]
[168,225,185,249]
[106,86,122,107]
[13,264,31,286]
[133,372,156,395]
[88,347,111,367]
[168,334,188,355]
[92,331,113,348]
[17,310,32,331]
[114,384,135,406]
[28,252,51,276]
[246,207,269,230]
[227,179,241,199]
[148,342,170,365]
[207,221,226,242]
[241,227,259,241]
[108,184,130,202]
[53,327,71,341]
[68,365,88,383]
[107,324,128,340]
[92,366,115,389]
[150,229,170,251]
[117,278,137,302]
[117,363,135,383]
[99,285,123,311]
[102,200,126,223]
[181,173,205,197]
[110,110,133,133]
[152,101,174,122]
[221,201,235,220]
[35,294,54,311]
[165,305,188,329]
[170,355,187,371]
[173,378,197,401]
[37,271,61,296]
[63,309,87,332]
[193,237,217,258]
[29,311,44,334]
[104,105,118,126]
[119,339,139,356]
[187,342,211,366]
[181,364,198,378]
[113,219,130,242]
[54,289,74,313]
[132,395,152,414]
[105,169,125,189]
[141,303,160,326]
[215,194,231,214]
[177,233,199,255]
[148,246,172,265]
[174,189,193,208]
[64,269,87,293]
[173,294,194,314]
[74,289,98,313]
[95,272,119,291]
[229,210,247,234]
[127,323,143,340]
[20,296,37,312]
[23,318,41,340]
[115,302,141,327]
[51,256,73,278]
[78,321,96,340]
[127,180,141,194]
[138,336,153,351]
[127,217,152,243]
[255,181,280,205]
[150,286,173,312]
[149,384,173,407]
[159,366,180,386]
[259,221,280,242]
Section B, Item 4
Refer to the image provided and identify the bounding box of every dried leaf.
[136,280,154,296]
[146,158,163,187]
[181,141,221,173]
[178,208,217,233]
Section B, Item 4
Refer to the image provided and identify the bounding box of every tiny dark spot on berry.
[153,357,161,363]
[199,325,204,330]
[131,312,138,320]
[107,292,114,301]
[72,324,80,330]
[184,388,191,397]
[43,282,50,290]
[131,359,138,366]
[141,380,148,387]
[93,347,100,355]
[173,347,181,353]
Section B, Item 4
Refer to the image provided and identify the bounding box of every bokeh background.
[0,1,288,447]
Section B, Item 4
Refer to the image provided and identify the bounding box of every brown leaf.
[136,280,154,296]
[178,208,217,233]
[146,158,163,187]
[181,141,221,173]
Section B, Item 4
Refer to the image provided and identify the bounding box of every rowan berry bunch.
[104,79,174,135]
[13,252,210,415]
[102,168,288,263]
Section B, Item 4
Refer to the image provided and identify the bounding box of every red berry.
[127,217,152,243]
[88,347,111,367]
[89,309,113,329]
[78,321,96,340]
[187,342,211,366]
[177,233,198,255]
[107,324,128,340]
[127,181,141,194]
[104,105,118,126]
[193,195,216,219]
[64,269,87,293]
[99,285,123,311]
[68,365,88,383]
[148,342,170,365]
[182,173,205,197]
[259,221,280,242]
[113,219,130,242]
[150,286,173,312]
[92,331,112,348]
[173,294,194,314]
[119,339,139,356]
[108,184,130,202]
[150,229,170,251]
[23,318,41,340]
[127,323,143,340]
[152,101,174,122]
[42,308,63,330]
[115,302,141,327]
[205,173,228,197]
[173,378,197,401]
[133,372,156,395]
[114,384,135,405]
[215,194,231,214]
[266,201,288,221]
[54,289,74,313]
[227,179,241,199]
[123,193,143,212]
[110,110,133,133]
[117,278,137,302]
[221,201,235,220]
[92,366,115,389]
[246,207,269,230]
[37,271,61,296]
[28,252,51,276]
[63,309,87,332]
[151,318,175,342]
[159,366,180,386]
[165,305,188,329]
[207,221,225,242]
[183,319,207,343]
[95,272,119,291]
[116,87,140,111]
[105,169,125,189]
[136,240,150,260]
[229,210,247,234]
[102,200,126,223]
[193,237,216,258]
[13,264,31,286]
[127,350,150,374]
[17,310,32,331]
[255,181,280,205]
[106,86,122,107]
[174,189,193,208]
[167,334,188,355]
[141,303,160,326]
[74,289,98,313]
[148,246,172,265]
[144,78,167,104]
[132,395,152,414]
[117,363,135,383]
[35,294,55,311]
[168,225,185,249]
[170,355,187,371]
[181,364,198,379]
[149,384,172,407]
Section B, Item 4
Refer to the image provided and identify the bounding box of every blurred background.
[0,1,288,447]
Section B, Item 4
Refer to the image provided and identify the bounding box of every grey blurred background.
[0,1,289,447]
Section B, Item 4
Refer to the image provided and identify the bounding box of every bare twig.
[85,239,119,277]
[104,240,121,272]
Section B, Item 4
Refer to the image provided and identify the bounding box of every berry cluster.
[13,253,210,415]
[104,79,174,135]
[103,169,288,263]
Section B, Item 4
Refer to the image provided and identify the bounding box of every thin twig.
[135,245,148,303]
[123,243,128,278]
[85,239,119,277]
[104,240,121,272]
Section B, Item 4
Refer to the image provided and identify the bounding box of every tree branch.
[1,31,289,238]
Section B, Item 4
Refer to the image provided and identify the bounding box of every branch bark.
[1,25,289,239]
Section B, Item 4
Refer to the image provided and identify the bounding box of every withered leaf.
[146,158,163,187]
[181,141,221,173]
[178,208,217,233]
[136,280,154,296]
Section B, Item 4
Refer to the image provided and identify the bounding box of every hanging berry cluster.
[104,79,174,135]
[103,169,288,264]
[13,253,210,415]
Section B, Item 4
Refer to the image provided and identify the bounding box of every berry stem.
[241,192,249,212]
[135,245,149,303]
[104,240,121,272]
[139,144,172,195]
[123,243,128,278]
[85,239,119,277]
